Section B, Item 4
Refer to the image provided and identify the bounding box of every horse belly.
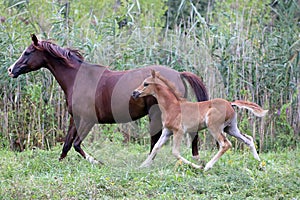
[95,91,148,123]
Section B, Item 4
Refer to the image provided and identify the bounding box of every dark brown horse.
[7,34,208,164]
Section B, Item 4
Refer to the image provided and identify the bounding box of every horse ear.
[151,69,156,78]
[31,34,39,46]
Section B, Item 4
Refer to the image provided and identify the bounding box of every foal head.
[132,69,184,101]
[132,70,159,99]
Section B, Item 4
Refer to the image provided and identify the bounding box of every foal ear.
[31,34,39,46]
[151,69,156,78]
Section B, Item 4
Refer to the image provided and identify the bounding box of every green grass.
[0,140,299,199]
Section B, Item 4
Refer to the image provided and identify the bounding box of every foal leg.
[172,130,202,169]
[204,129,232,171]
[148,104,199,159]
[225,119,261,161]
[140,128,172,168]
[60,117,77,161]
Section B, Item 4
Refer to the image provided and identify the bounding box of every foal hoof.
[139,161,152,168]
[203,164,213,171]
[193,164,203,169]
[258,161,266,171]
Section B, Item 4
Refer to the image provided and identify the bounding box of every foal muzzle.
[132,91,141,99]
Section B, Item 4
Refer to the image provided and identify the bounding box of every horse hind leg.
[72,119,101,164]
[73,135,104,165]
[204,131,232,171]
[224,120,261,161]
[189,132,200,160]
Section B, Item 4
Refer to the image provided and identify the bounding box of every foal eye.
[143,82,149,87]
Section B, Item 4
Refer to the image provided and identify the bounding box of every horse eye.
[144,82,149,87]
[24,51,30,56]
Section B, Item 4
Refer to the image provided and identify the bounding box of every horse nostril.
[8,68,11,73]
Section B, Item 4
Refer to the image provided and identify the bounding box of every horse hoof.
[192,155,200,160]
[59,153,67,161]
[91,159,104,166]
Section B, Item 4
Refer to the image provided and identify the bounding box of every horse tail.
[180,72,209,102]
[231,100,268,117]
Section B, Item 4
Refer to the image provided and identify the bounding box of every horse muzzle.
[8,67,18,78]
[8,70,19,78]
[132,90,141,99]
[8,64,28,78]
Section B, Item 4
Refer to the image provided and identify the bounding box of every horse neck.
[46,57,108,99]
[45,58,79,96]
[154,84,180,113]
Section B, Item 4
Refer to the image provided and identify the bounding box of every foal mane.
[38,40,84,66]
[156,73,186,101]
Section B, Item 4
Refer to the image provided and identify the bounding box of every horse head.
[8,34,46,78]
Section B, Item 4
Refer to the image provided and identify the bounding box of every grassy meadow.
[0,136,299,199]
[0,1,299,200]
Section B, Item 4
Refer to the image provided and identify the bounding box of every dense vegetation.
[0,0,299,152]
[0,0,299,199]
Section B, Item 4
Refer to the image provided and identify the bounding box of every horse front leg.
[59,116,77,161]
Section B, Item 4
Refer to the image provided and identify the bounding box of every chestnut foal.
[132,70,267,171]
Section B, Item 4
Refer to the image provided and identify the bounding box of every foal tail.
[180,72,208,102]
[231,100,268,117]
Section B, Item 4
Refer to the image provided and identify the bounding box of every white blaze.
[8,49,26,76]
